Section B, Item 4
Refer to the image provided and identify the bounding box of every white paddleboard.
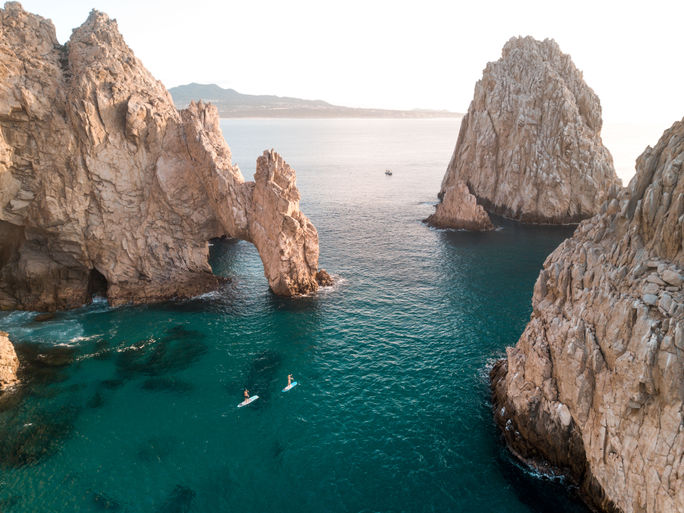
[282,381,298,392]
[237,395,259,408]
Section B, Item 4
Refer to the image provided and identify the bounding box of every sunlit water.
[0,117,629,512]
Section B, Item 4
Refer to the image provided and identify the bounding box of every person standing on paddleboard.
[244,389,249,401]
[287,374,293,387]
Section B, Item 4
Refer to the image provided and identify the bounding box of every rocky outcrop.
[0,331,19,389]
[491,118,684,513]
[247,150,320,296]
[0,3,327,310]
[429,36,620,228]
[424,180,493,230]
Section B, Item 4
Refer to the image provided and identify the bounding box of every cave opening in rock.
[87,268,108,299]
[0,221,25,269]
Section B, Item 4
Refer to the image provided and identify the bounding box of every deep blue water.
[0,119,588,512]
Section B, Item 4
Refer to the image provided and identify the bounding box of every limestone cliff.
[429,36,620,228]
[0,3,327,311]
[491,118,684,512]
[0,331,19,389]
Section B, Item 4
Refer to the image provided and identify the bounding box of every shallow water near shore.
[0,118,589,512]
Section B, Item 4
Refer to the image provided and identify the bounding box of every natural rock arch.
[0,3,328,311]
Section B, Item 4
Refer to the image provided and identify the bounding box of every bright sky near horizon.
[16,0,684,130]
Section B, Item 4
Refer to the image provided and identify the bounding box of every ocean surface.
[0,117,632,513]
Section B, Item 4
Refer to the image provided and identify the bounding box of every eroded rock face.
[0,3,326,310]
[425,179,493,230]
[491,118,684,513]
[247,150,320,296]
[430,36,620,227]
[0,331,19,389]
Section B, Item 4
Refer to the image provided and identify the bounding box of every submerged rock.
[0,3,325,311]
[116,325,207,378]
[0,403,80,468]
[155,485,196,513]
[141,377,195,393]
[430,36,619,228]
[0,331,19,389]
[137,435,176,463]
[32,313,56,323]
[491,118,684,512]
[92,492,121,511]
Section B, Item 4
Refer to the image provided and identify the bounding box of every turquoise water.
[0,119,588,512]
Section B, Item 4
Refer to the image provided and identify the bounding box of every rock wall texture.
[424,179,493,230]
[0,331,19,389]
[0,3,327,311]
[429,36,620,228]
[491,118,684,513]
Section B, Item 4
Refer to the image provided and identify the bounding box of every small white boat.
[385,169,393,176]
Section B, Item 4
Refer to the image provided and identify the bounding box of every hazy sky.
[17,0,684,129]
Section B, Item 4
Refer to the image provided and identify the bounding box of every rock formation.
[428,36,620,228]
[491,118,684,513]
[0,2,327,311]
[424,180,493,230]
[0,331,19,389]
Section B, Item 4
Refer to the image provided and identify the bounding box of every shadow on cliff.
[495,442,591,513]
[436,214,576,249]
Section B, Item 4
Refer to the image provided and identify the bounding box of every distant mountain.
[169,83,462,118]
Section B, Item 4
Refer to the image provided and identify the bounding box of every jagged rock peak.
[491,117,683,513]
[430,35,620,227]
[1,2,58,51]
[424,180,493,231]
[0,3,328,311]
[0,331,19,389]
[75,9,120,37]
[250,150,321,296]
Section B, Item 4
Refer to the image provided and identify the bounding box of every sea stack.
[427,36,620,228]
[0,3,328,311]
[491,118,684,513]
[424,181,493,230]
[0,331,19,389]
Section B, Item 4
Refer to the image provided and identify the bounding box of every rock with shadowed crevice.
[430,36,620,228]
[491,117,684,513]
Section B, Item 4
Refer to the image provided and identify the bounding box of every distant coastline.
[170,83,463,118]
